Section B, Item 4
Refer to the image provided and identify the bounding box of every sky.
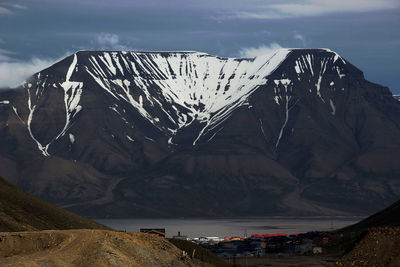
[0,0,399,93]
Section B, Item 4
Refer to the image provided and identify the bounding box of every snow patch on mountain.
[27,88,50,156]
[82,49,291,144]
[274,78,296,148]
[58,53,83,141]
[18,48,352,156]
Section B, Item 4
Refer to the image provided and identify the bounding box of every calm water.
[97,217,364,238]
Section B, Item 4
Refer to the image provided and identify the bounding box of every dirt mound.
[335,227,400,267]
[0,229,205,267]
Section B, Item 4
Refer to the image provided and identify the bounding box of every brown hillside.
[327,200,400,265]
[0,176,109,231]
[335,227,400,267]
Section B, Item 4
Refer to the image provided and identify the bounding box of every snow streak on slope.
[85,50,291,144]
[22,53,83,156]
[274,79,297,148]
[26,88,50,156]
[57,53,83,140]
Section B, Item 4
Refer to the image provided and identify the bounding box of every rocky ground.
[0,229,208,267]
[335,227,400,267]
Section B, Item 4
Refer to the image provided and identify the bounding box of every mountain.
[0,176,109,231]
[0,49,399,217]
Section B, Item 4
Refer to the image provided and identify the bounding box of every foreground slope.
[0,230,205,267]
[0,49,399,217]
[335,227,400,267]
[341,199,400,233]
[0,176,109,232]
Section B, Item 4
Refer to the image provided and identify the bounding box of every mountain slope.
[0,49,399,217]
[0,176,110,231]
[342,199,400,233]
[334,200,400,266]
[335,227,400,267]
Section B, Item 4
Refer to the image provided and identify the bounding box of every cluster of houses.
[189,232,330,258]
[139,228,330,258]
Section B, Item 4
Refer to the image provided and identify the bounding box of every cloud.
[236,0,400,19]
[0,48,15,61]
[0,2,27,14]
[93,33,130,50]
[0,58,56,88]
[293,33,306,47]
[11,4,28,10]
[0,6,11,14]
[96,33,119,47]
[239,43,283,58]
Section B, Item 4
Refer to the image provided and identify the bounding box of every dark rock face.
[0,49,399,218]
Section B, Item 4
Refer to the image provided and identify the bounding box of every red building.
[140,228,166,237]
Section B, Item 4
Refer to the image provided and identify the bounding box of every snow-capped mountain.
[0,49,399,217]
[15,49,294,154]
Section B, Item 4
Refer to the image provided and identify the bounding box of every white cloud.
[0,6,11,15]
[0,58,56,88]
[94,33,129,50]
[293,33,306,47]
[239,43,283,58]
[96,33,119,47]
[11,4,27,10]
[236,0,400,19]
[0,2,27,14]
[0,48,15,61]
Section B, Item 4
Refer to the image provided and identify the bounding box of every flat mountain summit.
[0,48,399,217]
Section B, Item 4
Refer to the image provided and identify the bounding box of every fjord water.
[97,217,364,238]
